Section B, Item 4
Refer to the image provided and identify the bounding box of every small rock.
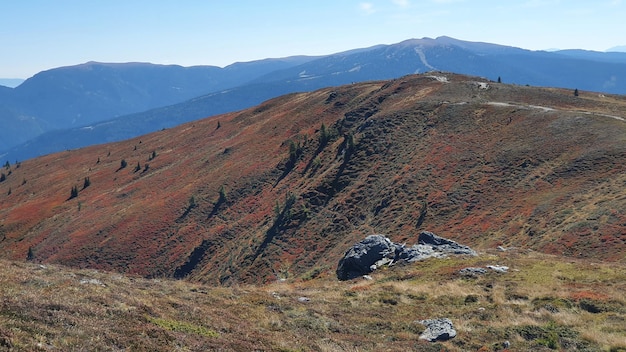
[362,275,373,280]
[79,278,105,286]
[487,265,509,273]
[297,297,311,303]
[458,267,487,276]
[418,318,457,342]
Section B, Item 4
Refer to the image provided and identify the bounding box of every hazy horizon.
[1,1,625,79]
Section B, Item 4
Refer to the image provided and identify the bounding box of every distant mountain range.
[2,36,626,162]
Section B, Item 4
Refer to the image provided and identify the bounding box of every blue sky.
[1,0,624,78]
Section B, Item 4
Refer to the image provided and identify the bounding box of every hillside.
[1,251,625,351]
[0,73,625,286]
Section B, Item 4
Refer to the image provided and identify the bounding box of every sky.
[1,0,625,78]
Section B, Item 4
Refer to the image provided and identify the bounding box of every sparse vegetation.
[0,250,624,351]
[0,173,5,182]
[83,177,91,189]
[119,159,127,170]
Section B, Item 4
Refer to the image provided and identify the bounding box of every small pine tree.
[69,185,79,199]
[120,159,127,169]
[319,123,329,146]
[216,121,221,129]
[0,173,5,182]
[27,247,34,261]
[574,88,579,96]
[218,185,227,204]
[497,76,502,83]
[3,161,9,169]
[83,177,91,189]
[134,162,141,172]
[7,187,11,195]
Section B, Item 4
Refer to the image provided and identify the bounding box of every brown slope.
[0,73,625,284]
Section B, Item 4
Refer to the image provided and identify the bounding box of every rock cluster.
[336,231,476,280]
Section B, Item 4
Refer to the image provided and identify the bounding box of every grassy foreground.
[1,249,625,351]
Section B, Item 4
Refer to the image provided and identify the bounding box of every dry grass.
[1,248,625,351]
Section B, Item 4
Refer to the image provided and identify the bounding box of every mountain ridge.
[4,36,626,163]
[1,73,624,285]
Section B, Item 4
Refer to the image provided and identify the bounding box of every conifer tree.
[69,185,79,199]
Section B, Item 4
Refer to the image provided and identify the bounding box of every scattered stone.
[418,318,457,342]
[487,265,509,273]
[362,275,373,280]
[298,297,311,303]
[459,267,487,276]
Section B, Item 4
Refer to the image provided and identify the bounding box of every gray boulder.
[418,231,477,256]
[336,235,396,280]
[418,318,457,342]
[337,232,476,280]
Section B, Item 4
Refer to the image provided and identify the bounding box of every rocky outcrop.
[418,318,457,342]
[336,231,476,280]
[417,231,476,256]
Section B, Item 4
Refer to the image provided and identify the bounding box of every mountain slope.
[0,73,625,285]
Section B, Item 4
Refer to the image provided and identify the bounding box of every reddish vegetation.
[1,73,625,284]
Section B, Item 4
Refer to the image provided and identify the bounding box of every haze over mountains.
[1,36,626,163]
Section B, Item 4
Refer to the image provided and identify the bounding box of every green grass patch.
[146,316,219,337]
